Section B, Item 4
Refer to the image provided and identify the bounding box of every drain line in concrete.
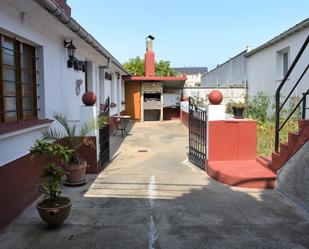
[148,175,159,249]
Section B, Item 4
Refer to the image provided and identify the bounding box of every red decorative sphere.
[208,90,223,105]
[82,91,97,106]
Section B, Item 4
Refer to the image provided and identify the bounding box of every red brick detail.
[0,154,46,229]
[54,0,71,15]
[145,51,155,77]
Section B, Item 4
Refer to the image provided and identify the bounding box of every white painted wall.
[184,73,203,87]
[0,2,125,166]
[183,87,247,104]
[247,27,309,113]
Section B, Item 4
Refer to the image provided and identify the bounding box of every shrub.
[245,92,270,122]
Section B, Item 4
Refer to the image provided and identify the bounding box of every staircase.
[258,120,309,173]
[258,34,309,175]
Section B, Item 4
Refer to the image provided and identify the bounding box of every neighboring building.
[123,36,187,121]
[0,0,129,228]
[173,67,208,87]
[201,49,249,87]
[200,17,309,115]
[246,18,309,103]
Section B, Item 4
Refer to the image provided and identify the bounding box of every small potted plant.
[41,113,96,186]
[30,140,72,227]
[232,102,247,119]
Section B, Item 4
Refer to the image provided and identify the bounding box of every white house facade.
[246,18,309,106]
[201,49,249,87]
[173,67,208,87]
[0,0,128,228]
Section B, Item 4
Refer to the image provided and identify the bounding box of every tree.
[155,60,178,76]
[123,56,144,76]
[123,56,179,76]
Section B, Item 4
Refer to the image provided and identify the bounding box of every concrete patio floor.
[1,121,309,249]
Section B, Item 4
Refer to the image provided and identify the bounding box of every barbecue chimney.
[145,35,155,77]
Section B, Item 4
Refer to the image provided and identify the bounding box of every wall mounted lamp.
[64,40,86,72]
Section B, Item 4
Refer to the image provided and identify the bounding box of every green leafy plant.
[29,140,72,202]
[41,113,98,164]
[232,101,247,109]
[245,92,270,122]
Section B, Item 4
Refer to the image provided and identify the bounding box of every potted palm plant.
[232,102,247,119]
[41,113,96,186]
[30,140,72,227]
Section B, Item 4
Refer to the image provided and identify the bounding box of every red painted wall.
[208,120,257,161]
[180,109,189,127]
[0,154,45,229]
[163,107,180,120]
[79,136,100,174]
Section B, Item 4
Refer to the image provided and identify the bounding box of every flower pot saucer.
[64,179,87,186]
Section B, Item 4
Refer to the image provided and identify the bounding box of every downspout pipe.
[34,0,130,75]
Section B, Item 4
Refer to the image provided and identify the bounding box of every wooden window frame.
[0,33,37,123]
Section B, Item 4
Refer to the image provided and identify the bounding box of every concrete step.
[207,160,276,189]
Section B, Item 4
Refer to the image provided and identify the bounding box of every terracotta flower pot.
[36,197,72,227]
[82,91,97,106]
[64,161,87,185]
[208,90,223,105]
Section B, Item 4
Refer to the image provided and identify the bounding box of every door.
[125,82,141,120]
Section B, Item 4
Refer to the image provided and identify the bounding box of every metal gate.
[99,97,110,168]
[188,97,207,170]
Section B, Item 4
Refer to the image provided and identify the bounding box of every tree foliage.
[123,56,179,76]
[123,56,145,76]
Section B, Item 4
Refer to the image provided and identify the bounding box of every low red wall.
[180,109,189,127]
[163,107,180,120]
[208,120,257,161]
[79,136,100,174]
[0,154,45,229]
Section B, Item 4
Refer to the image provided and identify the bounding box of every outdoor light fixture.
[64,40,76,68]
[116,72,121,80]
[64,40,86,72]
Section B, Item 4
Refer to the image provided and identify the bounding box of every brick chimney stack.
[145,35,155,77]
[54,0,71,15]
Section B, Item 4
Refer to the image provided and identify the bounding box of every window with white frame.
[276,47,290,80]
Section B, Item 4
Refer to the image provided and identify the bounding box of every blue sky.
[68,0,309,70]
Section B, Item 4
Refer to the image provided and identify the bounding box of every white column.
[80,105,99,160]
[207,104,226,120]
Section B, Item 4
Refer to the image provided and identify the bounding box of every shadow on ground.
[1,121,309,249]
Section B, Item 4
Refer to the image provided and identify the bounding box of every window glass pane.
[23,46,31,69]
[22,96,32,110]
[3,81,16,95]
[4,96,16,111]
[22,83,31,94]
[3,67,16,82]
[23,110,33,118]
[3,50,15,65]
[22,70,30,84]
[283,52,289,76]
[5,111,17,121]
